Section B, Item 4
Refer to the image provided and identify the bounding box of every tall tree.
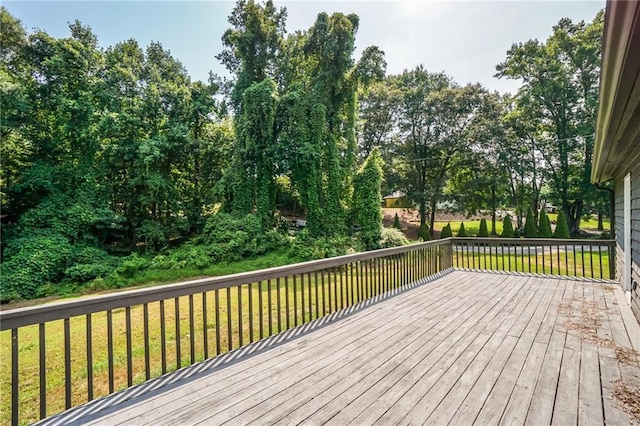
[218,0,286,215]
[496,11,604,235]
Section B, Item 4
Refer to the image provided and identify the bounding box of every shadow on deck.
[37,270,640,426]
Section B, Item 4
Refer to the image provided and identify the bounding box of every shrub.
[524,208,537,238]
[457,222,467,237]
[0,235,73,300]
[478,218,489,237]
[197,213,287,262]
[501,215,514,238]
[393,213,402,230]
[379,228,409,248]
[554,210,570,238]
[418,223,430,241]
[64,263,115,283]
[538,210,552,238]
[440,223,453,238]
[291,231,361,261]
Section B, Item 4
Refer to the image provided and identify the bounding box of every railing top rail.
[452,237,615,246]
[0,239,451,330]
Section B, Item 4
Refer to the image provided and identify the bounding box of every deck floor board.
[39,270,639,426]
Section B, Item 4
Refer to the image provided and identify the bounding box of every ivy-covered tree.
[352,148,384,249]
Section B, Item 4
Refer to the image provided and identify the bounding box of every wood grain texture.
[36,271,639,426]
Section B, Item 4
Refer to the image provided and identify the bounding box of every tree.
[553,210,570,239]
[496,12,604,235]
[501,215,514,238]
[524,207,537,238]
[478,218,489,237]
[538,210,553,237]
[440,223,453,238]
[392,67,493,237]
[352,148,384,249]
[418,223,430,241]
[393,213,402,230]
[218,0,286,214]
[457,222,467,237]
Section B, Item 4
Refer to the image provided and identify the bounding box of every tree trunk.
[491,184,497,235]
[567,200,583,236]
[597,212,603,231]
[419,197,427,226]
[429,197,437,238]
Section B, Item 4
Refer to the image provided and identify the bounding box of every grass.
[8,249,298,310]
[434,214,610,237]
[1,254,434,425]
[1,243,612,425]
[453,248,612,280]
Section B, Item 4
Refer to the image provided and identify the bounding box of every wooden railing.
[0,240,452,425]
[452,238,616,280]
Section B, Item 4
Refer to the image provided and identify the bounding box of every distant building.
[383,191,412,208]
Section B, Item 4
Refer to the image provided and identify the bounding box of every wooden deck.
[40,270,640,425]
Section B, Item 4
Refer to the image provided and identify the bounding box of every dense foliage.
[352,148,385,249]
[0,3,607,302]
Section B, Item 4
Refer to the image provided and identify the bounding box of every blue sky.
[4,1,604,94]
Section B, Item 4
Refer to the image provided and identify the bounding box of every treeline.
[0,2,395,302]
[359,11,608,237]
[0,2,606,302]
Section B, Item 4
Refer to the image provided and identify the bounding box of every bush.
[64,263,115,283]
[524,208,537,238]
[501,215,514,238]
[379,228,409,248]
[393,213,402,230]
[457,222,467,237]
[197,213,287,262]
[538,210,552,238]
[418,223,430,241]
[478,218,489,237]
[1,235,73,301]
[291,231,361,261]
[554,210,570,238]
[440,223,453,238]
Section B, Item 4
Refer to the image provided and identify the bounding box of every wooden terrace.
[2,239,640,425]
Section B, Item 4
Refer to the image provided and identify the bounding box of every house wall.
[615,159,640,324]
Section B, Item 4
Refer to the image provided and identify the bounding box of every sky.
[4,1,604,94]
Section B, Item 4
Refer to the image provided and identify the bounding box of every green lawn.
[1,253,436,425]
[453,248,612,280]
[434,214,610,237]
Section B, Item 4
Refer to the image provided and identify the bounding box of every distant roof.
[384,191,406,199]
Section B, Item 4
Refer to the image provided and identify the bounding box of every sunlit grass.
[453,248,611,280]
[1,254,437,425]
